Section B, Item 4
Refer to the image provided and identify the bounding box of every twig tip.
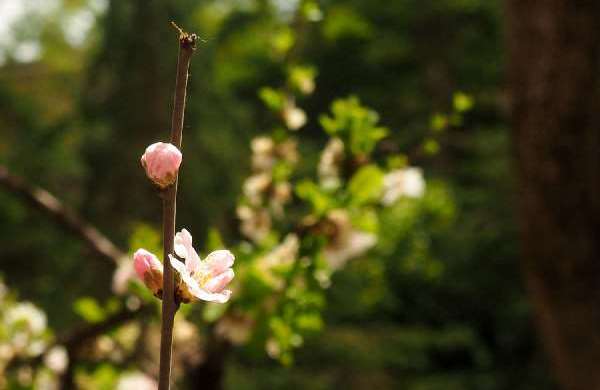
[170,21,197,50]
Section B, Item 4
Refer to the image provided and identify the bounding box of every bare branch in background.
[57,306,146,389]
[0,164,125,264]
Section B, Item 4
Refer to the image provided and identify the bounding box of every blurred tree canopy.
[0,0,557,389]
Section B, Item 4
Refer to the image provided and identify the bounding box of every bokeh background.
[2,0,593,389]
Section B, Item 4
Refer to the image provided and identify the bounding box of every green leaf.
[270,27,295,55]
[349,124,387,156]
[387,154,407,169]
[128,223,162,257]
[453,92,474,112]
[423,138,440,155]
[348,165,384,205]
[206,228,224,252]
[288,65,317,95]
[272,161,294,182]
[319,114,338,135]
[295,180,332,215]
[350,207,379,233]
[295,312,323,332]
[203,302,228,322]
[74,297,106,323]
[302,1,323,22]
[319,96,388,156]
[430,113,448,132]
[88,364,119,390]
[258,87,285,111]
[323,6,373,41]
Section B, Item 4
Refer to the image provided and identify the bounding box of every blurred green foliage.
[0,0,554,389]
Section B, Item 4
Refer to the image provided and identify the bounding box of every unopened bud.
[140,142,182,188]
[133,249,164,297]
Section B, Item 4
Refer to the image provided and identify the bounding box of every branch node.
[170,21,197,50]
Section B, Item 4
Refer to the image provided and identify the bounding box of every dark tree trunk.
[506,1,600,389]
[184,333,230,390]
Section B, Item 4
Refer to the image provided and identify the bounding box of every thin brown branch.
[0,165,125,264]
[59,307,143,351]
[7,304,145,382]
[58,305,146,389]
[159,24,197,390]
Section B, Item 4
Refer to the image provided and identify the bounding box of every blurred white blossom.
[276,139,299,164]
[258,234,300,289]
[318,137,345,189]
[112,259,136,295]
[116,372,157,390]
[381,167,425,205]
[270,181,292,217]
[323,210,377,270]
[243,173,272,206]
[5,302,47,335]
[251,136,276,172]
[238,205,272,243]
[283,101,307,130]
[43,346,68,374]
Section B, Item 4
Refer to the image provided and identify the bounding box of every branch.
[60,305,148,389]
[6,304,146,385]
[58,307,143,351]
[0,165,125,264]
[159,23,197,390]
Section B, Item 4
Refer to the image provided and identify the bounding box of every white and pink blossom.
[381,167,425,205]
[169,229,235,303]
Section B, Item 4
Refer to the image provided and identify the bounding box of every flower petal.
[169,254,188,277]
[169,254,228,302]
[204,250,235,276]
[207,289,232,304]
[188,280,231,303]
[133,249,161,279]
[191,288,231,304]
[174,229,201,274]
[174,229,192,258]
[204,269,235,293]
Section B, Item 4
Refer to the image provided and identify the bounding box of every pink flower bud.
[133,249,164,297]
[140,142,182,188]
[133,249,161,278]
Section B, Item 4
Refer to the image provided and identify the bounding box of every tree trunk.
[184,333,230,390]
[506,1,600,389]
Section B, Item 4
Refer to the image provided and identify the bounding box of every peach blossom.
[140,142,182,188]
[170,229,235,303]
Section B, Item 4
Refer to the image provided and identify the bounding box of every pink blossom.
[133,249,164,297]
[169,229,235,303]
[140,142,182,188]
